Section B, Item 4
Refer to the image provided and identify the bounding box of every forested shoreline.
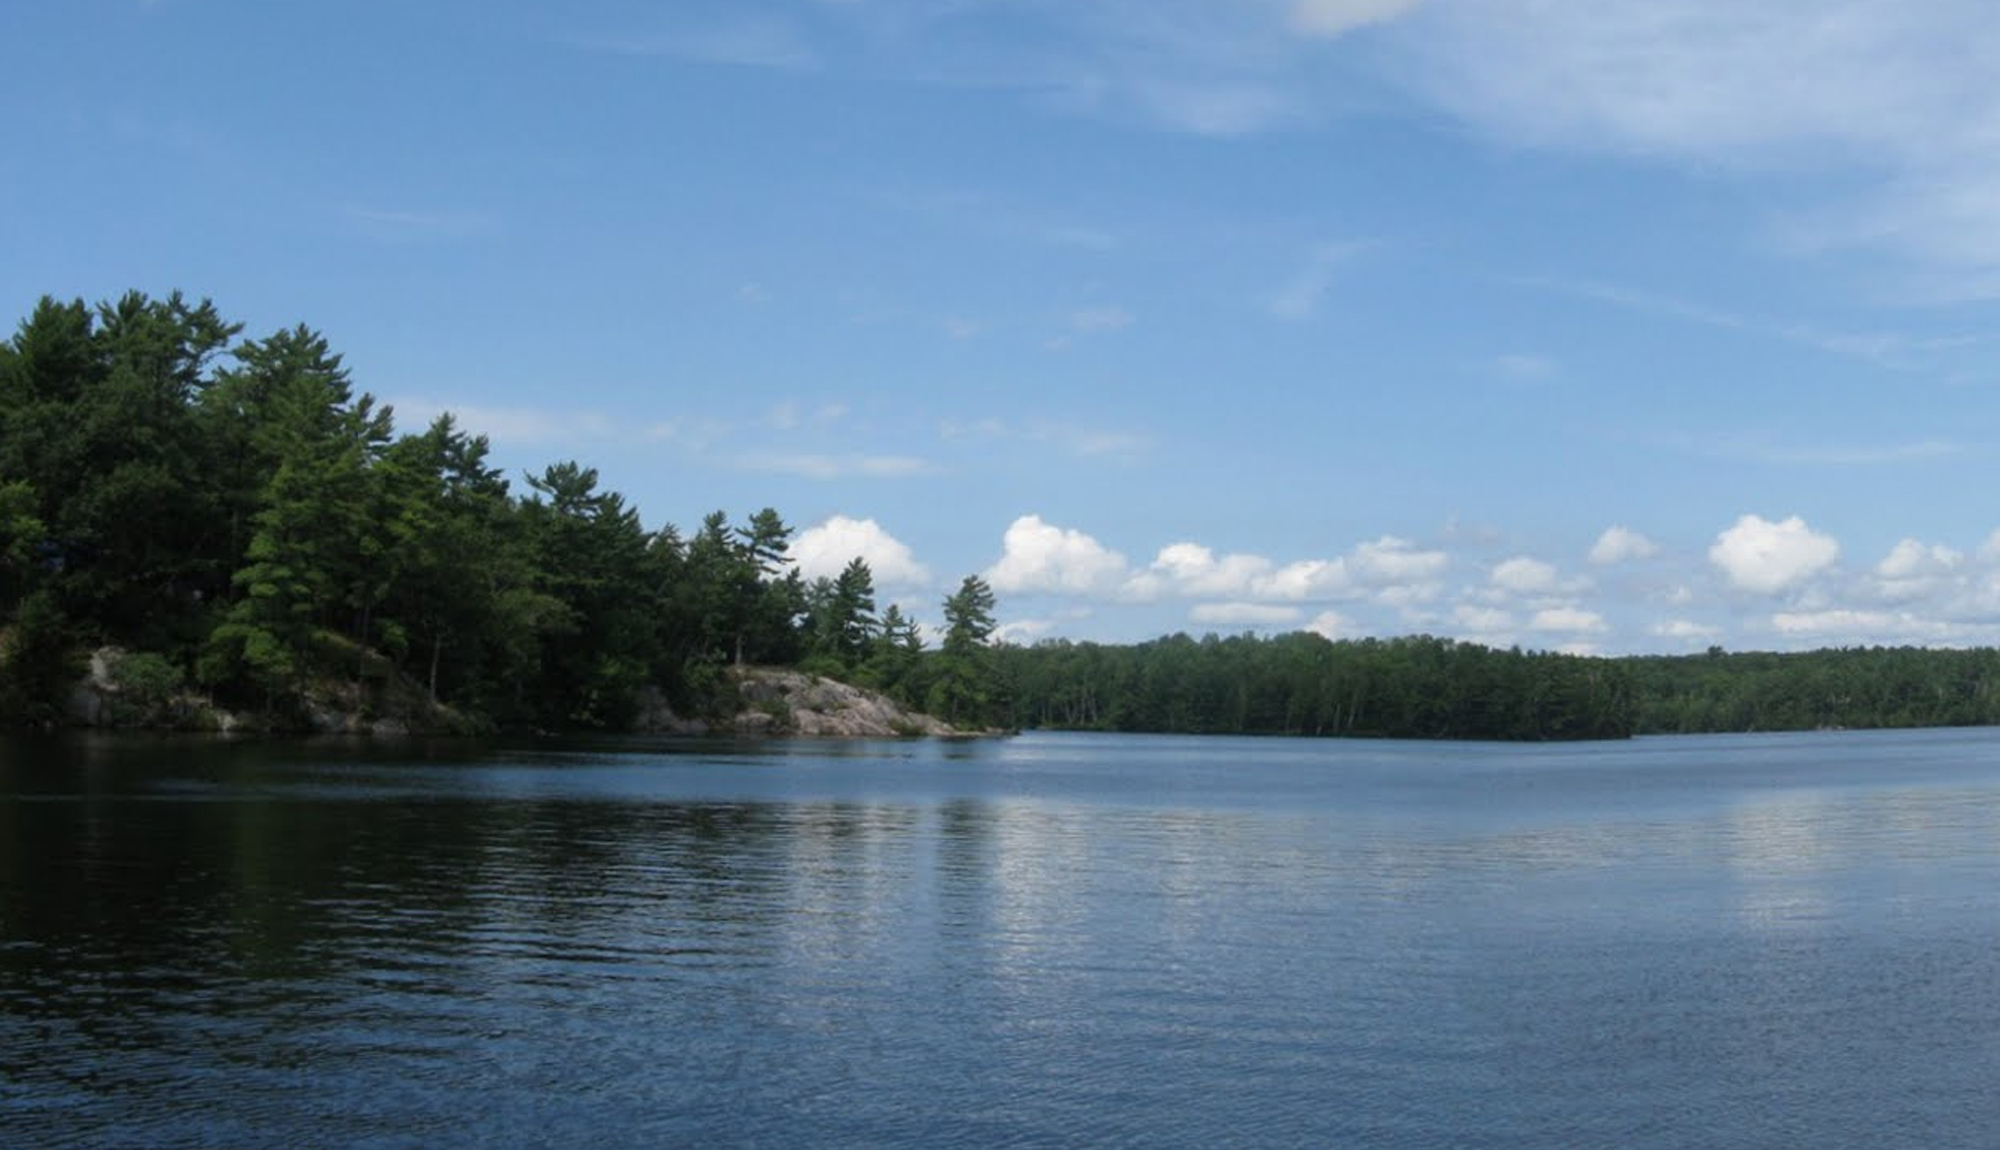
[995,636,2000,740]
[0,292,1002,734]
[5,291,2000,743]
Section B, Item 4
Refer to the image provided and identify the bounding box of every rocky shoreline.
[633,666,995,738]
[55,648,991,739]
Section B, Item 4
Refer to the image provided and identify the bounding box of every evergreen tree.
[928,575,999,727]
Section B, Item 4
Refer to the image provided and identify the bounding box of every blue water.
[4,728,2000,1147]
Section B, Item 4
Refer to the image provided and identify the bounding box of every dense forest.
[5,291,2000,743]
[993,636,2000,739]
[995,633,1636,740]
[0,291,1000,732]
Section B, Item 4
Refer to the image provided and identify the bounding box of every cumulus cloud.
[1870,538,1965,603]
[1708,514,1840,593]
[1531,606,1608,634]
[1877,538,1962,580]
[1490,556,1560,595]
[1119,534,1445,605]
[1142,543,1275,598]
[1589,525,1661,565]
[1350,536,1449,584]
[1189,602,1304,627]
[1454,605,1513,634]
[1653,619,1721,640]
[1305,610,1349,639]
[788,516,932,587]
[994,618,1057,644]
[986,515,1131,594]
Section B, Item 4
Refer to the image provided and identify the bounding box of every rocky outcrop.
[633,667,978,738]
[61,646,474,735]
[64,647,242,732]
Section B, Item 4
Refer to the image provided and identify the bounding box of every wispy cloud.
[1409,1,2000,287]
[1701,435,1963,467]
[1067,306,1134,333]
[1269,241,1373,320]
[940,416,1152,459]
[388,398,615,445]
[1513,275,1977,372]
[573,17,819,70]
[735,453,935,480]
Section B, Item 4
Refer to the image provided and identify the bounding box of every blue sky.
[9,0,2000,653]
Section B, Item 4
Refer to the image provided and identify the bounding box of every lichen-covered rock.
[61,645,475,735]
[63,647,241,731]
[726,668,961,737]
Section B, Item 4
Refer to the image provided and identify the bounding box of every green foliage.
[0,590,79,724]
[928,575,1001,728]
[994,632,1635,741]
[107,650,185,703]
[1624,646,2000,733]
[10,288,2000,743]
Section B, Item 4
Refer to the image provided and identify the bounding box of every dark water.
[5,728,2000,1148]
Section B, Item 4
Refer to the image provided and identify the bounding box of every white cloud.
[388,398,616,446]
[1451,605,1514,643]
[1290,0,1426,38]
[1189,602,1304,627]
[1257,560,1343,601]
[1350,535,1449,583]
[1490,556,1560,595]
[736,453,933,479]
[788,516,932,587]
[939,417,1151,460]
[1867,538,1967,604]
[1876,538,1962,580]
[1305,610,1349,639]
[1708,514,1840,593]
[1771,609,1887,636]
[987,515,1132,594]
[1130,542,1274,599]
[994,618,1056,644]
[1531,606,1608,634]
[1269,242,1370,321]
[1653,619,1721,640]
[1589,525,1661,565]
[1409,0,2000,282]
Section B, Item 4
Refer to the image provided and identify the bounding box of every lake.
[5,727,2000,1148]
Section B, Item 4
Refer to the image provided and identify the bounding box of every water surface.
[4,728,2000,1147]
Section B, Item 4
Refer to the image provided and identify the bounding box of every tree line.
[992,633,1637,741]
[0,291,1001,731]
[8,291,2000,743]
[990,636,2000,741]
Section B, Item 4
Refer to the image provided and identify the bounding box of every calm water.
[5,728,2000,1148]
